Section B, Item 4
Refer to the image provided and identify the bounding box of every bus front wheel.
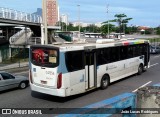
[101,75,110,89]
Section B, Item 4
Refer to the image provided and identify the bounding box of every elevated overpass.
[0,7,61,47]
[0,7,42,38]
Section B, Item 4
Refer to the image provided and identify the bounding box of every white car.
[0,71,29,91]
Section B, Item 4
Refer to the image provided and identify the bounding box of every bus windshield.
[31,47,59,68]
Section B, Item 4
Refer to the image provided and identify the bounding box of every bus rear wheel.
[137,64,143,75]
[101,75,110,89]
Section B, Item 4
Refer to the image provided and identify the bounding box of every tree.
[156,27,160,35]
[101,23,116,34]
[110,14,132,33]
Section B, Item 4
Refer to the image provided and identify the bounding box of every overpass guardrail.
[0,7,42,23]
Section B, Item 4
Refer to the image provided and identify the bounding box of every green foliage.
[156,27,160,35]
[108,13,132,33]
[100,24,116,34]
[82,25,101,33]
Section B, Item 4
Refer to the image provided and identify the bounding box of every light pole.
[107,4,109,38]
[77,5,80,39]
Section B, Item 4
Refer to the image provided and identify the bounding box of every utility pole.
[77,5,80,39]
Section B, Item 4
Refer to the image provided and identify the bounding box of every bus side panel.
[59,52,86,96]
[69,70,86,96]
[97,60,126,86]
[58,52,71,96]
[125,57,140,74]
[61,73,70,96]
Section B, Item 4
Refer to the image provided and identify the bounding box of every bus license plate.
[41,80,47,84]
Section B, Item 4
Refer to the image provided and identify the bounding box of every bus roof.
[31,39,149,51]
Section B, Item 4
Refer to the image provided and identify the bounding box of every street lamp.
[107,4,109,38]
[77,5,81,39]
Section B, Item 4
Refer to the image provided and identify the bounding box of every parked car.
[150,45,160,54]
[0,71,29,91]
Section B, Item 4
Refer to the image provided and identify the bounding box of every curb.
[0,63,29,71]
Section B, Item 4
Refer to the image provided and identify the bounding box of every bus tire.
[101,75,110,89]
[137,64,143,75]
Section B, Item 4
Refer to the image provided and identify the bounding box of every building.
[137,26,150,31]
[60,14,68,25]
[32,8,42,16]
[45,0,58,26]
[72,22,103,28]
[72,22,91,27]
[95,22,103,27]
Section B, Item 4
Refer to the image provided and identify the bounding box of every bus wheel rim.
[103,79,108,87]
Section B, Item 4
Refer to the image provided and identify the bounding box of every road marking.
[132,81,152,93]
[150,63,159,67]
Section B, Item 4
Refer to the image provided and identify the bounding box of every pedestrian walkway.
[0,62,29,70]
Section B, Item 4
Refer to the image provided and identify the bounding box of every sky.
[0,0,160,27]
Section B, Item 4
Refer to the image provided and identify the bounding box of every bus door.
[143,43,150,67]
[85,49,97,90]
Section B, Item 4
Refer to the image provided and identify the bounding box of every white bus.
[29,39,150,97]
[84,33,103,38]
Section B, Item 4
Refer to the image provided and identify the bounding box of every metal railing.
[0,7,42,23]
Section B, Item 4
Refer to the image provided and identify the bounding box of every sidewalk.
[0,62,29,71]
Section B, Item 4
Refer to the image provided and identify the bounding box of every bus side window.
[65,51,84,72]
[120,46,128,60]
[97,48,110,65]
[110,47,119,62]
[128,46,133,58]
[133,45,140,57]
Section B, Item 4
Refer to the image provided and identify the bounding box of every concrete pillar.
[6,27,9,40]
[42,0,48,44]
[9,9,11,19]
[2,8,5,18]
[41,24,44,45]
[137,86,160,117]
[48,30,53,44]
[25,27,27,44]
[30,14,32,22]
[9,47,12,58]
[15,11,17,20]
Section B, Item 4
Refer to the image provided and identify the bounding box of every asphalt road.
[0,54,160,117]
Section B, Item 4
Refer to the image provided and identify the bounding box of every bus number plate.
[41,80,47,84]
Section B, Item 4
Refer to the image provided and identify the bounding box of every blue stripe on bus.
[58,52,68,74]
